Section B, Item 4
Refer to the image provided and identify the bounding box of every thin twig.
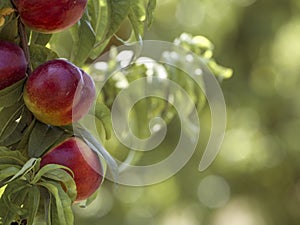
[17,17,31,74]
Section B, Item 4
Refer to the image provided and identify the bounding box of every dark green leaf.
[2,182,29,216]
[106,0,131,38]
[0,0,12,8]
[25,185,40,225]
[88,0,109,42]
[0,166,21,184]
[0,78,25,108]
[30,31,52,46]
[0,147,27,165]
[39,181,74,225]
[29,44,58,69]
[28,121,72,158]
[0,108,33,147]
[37,166,77,202]
[16,118,36,151]
[0,16,18,43]
[71,18,96,66]
[0,101,24,142]
[0,180,29,225]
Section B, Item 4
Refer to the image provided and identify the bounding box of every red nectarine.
[40,137,103,202]
[23,59,95,126]
[0,40,27,90]
[13,0,88,33]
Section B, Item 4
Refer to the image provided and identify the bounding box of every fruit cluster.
[0,1,105,224]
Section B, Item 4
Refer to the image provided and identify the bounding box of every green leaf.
[106,0,131,38]
[16,117,36,151]
[0,0,12,8]
[0,147,27,165]
[28,121,72,158]
[49,30,74,59]
[0,108,33,147]
[128,0,147,39]
[30,31,52,46]
[0,166,21,185]
[24,185,40,225]
[94,101,112,140]
[71,18,96,66]
[39,181,74,225]
[2,182,29,216]
[146,0,156,27]
[37,166,77,202]
[0,78,25,108]
[88,0,111,59]
[29,44,58,69]
[88,0,109,42]
[0,180,29,225]
[0,15,18,43]
[0,101,24,142]
[6,158,40,184]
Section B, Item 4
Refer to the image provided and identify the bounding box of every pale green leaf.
[6,158,40,184]
[94,101,112,140]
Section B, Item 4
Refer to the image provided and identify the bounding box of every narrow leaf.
[0,101,24,142]
[106,0,131,38]
[0,78,25,108]
[6,158,40,184]
[72,18,96,66]
[25,185,41,225]
[42,168,77,202]
[39,181,74,225]
[94,101,112,140]
[0,147,27,165]
[28,121,72,158]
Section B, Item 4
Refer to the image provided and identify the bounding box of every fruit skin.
[40,137,103,202]
[23,59,95,126]
[0,40,27,90]
[13,0,87,33]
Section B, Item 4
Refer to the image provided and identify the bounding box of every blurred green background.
[75,0,300,224]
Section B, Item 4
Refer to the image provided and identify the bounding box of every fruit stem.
[17,17,31,75]
[10,0,31,75]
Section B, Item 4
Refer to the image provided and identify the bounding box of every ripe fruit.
[13,0,88,33]
[40,137,103,202]
[0,40,27,90]
[23,59,95,126]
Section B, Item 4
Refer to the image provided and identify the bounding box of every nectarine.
[0,40,27,90]
[40,137,103,202]
[13,0,88,33]
[23,59,95,126]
